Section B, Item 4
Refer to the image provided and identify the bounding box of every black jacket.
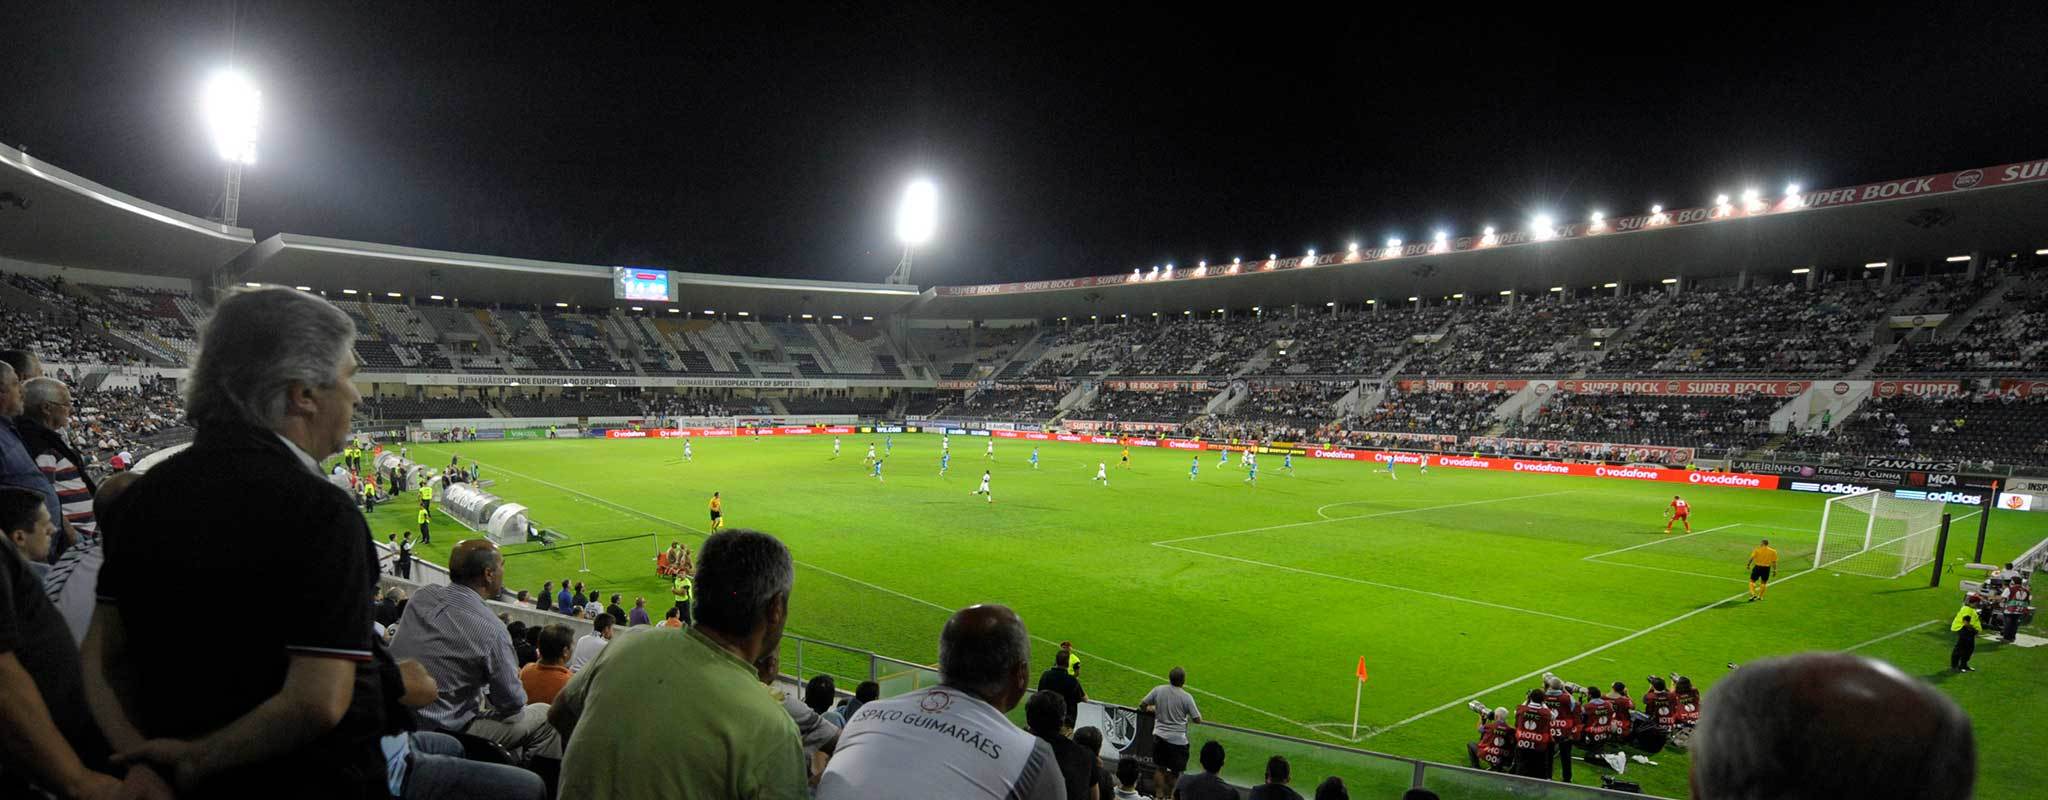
[99,423,388,798]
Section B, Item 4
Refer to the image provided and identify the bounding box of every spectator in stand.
[1175,741,1234,800]
[1038,648,1087,731]
[817,603,1064,800]
[556,580,572,614]
[1692,652,1973,800]
[0,362,64,563]
[834,680,880,723]
[0,486,118,798]
[0,350,42,381]
[1027,689,1095,800]
[390,539,562,760]
[549,528,808,798]
[805,674,842,726]
[1314,776,1349,800]
[42,471,138,646]
[1141,666,1203,794]
[627,596,650,626]
[19,378,94,543]
[375,586,406,628]
[1112,755,1146,800]
[660,606,683,628]
[518,624,575,704]
[504,621,535,668]
[537,581,553,614]
[85,286,389,795]
[1073,726,1109,799]
[605,593,626,623]
[761,649,838,781]
[1248,755,1302,800]
[568,613,613,672]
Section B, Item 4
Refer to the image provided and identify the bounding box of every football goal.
[1814,489,1947,578]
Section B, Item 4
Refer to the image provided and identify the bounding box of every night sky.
[5,3,2045,285]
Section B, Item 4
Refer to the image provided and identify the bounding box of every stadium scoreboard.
[613,267,672,301]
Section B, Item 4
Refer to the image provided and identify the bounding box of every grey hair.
[186,286,355,431]
[21,377,68,417]
[1693,652,1973,800]
[939,607,1031,701]
[691,529,794,637]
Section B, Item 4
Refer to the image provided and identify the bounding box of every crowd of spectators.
[952,388,1064,420]
[1259,310,1449,376]
[1876,273,2048,374]
[1402,298,1631,376]
[1594,282,1899,375]
[1511,391,1784,453]
[1360,389,1512,437]
[1822,393,2048,467]
[1085,389,1212,423]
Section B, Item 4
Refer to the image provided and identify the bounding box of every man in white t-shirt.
[817,604,1065,800]
[567,613,614,672]
[1142,666,1204,793]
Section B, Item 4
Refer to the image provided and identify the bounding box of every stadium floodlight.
[1865,261,1889,268]
[1499,290,1513,295]
[341,289,358,295]
[801,313,814,318]
[887,178,938,284]
[630,306,644,312]
[1661,278,1679,284]
[1385,237,1402,250]
[861,315,875,321]
[736,311,750,316]
[1602,282,1619,288]
[1588,211,1607,232]
[1785,183,1801,195]
[296,286,313,291]
[668,308,680,313]
[387,292,402,298]
[1451,293,1464,299]
[1530,214,1556,241]
[1348,241,1359,252]
[2036,248,2047,255]
[1791,268,1811,274]
[1714,194,1730,205]
[1326,301,1337,306]
[555,302,569,308]
[428,294,444,300]
[1550,286,1564,292]
[830,314,843,320]
[1407,296,1419,302]
[1945,255,1971,262]
[1233,257,1242,264]
[1198,260,1206,267]
[1650,204,1663,213]
[203,69,261,165]
[243,281,260,287]
[1269,253,1278,260]
[703,309,715,314]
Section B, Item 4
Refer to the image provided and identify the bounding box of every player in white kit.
[1094,462,1109,486]
[974,470,993,503]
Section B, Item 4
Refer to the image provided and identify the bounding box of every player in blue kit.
[1244,458,1258,485]
[1282,452,1294,476]
[1189,456,1199,480]
[1218,448,1229,469]
[885,434,893,454]
[940,451,951,477]
[1030,447,1040,469]
[1384,458,1397,479]
[871,457,884,481]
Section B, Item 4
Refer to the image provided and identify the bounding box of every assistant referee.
[1746,539,1778,602]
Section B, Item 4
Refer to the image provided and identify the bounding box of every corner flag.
[1355,656,1369,682]
[1350,656,1368,738]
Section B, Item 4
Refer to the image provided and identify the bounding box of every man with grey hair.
[817,603,1065,799]
[0,362,64,563]
[18,377,96,544]
[1691,652,1973,800]
[85,286,392,796]
[550,527,809,798]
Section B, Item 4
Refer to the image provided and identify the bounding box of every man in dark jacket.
[85,286,393,797]
[1036,648,1087,731]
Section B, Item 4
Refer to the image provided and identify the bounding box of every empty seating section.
[1511,391,1784,451]
[1830,394,2048,467]
[364,396,491,420]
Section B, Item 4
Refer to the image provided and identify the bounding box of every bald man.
[1691,652,1973,800]
[391,539,562,759]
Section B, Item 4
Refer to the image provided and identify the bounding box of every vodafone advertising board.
[605,425,855,439]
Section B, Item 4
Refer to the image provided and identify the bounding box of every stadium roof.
[0,143,254,277]
[230,234,921,316]
[911,158,2048,319]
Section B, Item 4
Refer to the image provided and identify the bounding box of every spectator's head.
[1691,652,1973,800]
[505,619,527,642]
[1264,755,1291,785]
[1116,755,1140,789]
[447,539,505,597]
[634,596,645,608]
[610,593,621,606]
[1054,649,1070,670]
[1073,726,1102,756]
[803,674,836,714]
[938,603,1032,711]
[1612,681,1629,695]
[94,470,140,516]
[1169,666,1186,687]
[664,606,680,621]
[1399,790,1438,800]
[21,377,71,429]
[0,487,54,562]
[0,361,20,417]
[186,287,358,457]
[692,528,793,661]
[1527,689,1545,704]
[1315,776,1350,800]
[1024,690,1065,739]
[1198,740,1225,774]
[537,624,575,665]
[592,613,614,637]
[0,350,39,381]
[854,680,880,704]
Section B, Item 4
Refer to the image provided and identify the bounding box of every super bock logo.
[1953,169,1984,189]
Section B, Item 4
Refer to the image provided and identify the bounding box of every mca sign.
[1997,493,2037,512]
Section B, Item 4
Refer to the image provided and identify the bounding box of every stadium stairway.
[1568,303,1661,377]
[990,328,1049,378]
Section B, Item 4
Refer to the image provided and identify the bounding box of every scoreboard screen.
[613,267,671,301]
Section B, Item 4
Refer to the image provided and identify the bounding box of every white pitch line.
[1582,557,1750,584]
[1152,490,1579,546]
[444,450,1330,737]
[1846,619,1943,652]
[1580,523,1741,561]
[1154,542,1636,632]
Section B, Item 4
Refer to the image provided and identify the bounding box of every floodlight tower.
[886,178,938,285]
[203,69,261,227]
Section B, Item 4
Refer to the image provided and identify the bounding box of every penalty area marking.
[438,450,1330,738]
[1845,619,1943,653]
[1579,523,1741,561]
[1156,490,1579,546]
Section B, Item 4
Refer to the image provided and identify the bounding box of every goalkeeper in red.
[1664,495,1691,534]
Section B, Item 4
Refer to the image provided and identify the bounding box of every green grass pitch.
[363,433,2048,797]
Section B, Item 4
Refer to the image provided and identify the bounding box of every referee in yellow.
[1746,538,1779,602]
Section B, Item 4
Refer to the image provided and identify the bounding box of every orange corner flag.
[1355,656,1369,682]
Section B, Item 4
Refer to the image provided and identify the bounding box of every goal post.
[1814,489,1948,578]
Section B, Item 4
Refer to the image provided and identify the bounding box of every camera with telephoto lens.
[1467,700,1492,719]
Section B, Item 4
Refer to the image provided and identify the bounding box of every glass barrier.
[780,633,878,689]
[872,654,944,698]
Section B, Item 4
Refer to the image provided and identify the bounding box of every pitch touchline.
[1846,619,1943,652]
[443,451,1330,737]
[1582,558,1750,584]
[1152,490,1579,546]
[1153,542,1636,632]
[1580,523,1741,560]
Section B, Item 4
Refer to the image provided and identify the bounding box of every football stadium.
[4,7,2047,800]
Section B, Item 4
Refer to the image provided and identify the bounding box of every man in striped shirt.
[18,378,95,542]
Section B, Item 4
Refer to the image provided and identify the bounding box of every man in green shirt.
[548,529,807,799]
[672,572,694,625]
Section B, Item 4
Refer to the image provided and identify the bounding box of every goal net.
[1814,490,1946,578]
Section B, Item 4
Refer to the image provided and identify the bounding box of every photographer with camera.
[1540,674,1582,782]
[1465,702,1512,772]
[1578,686,1621,770]
[1634,675,1678,753]
[1511,690,1555,780]
[1607,681,1634,741]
